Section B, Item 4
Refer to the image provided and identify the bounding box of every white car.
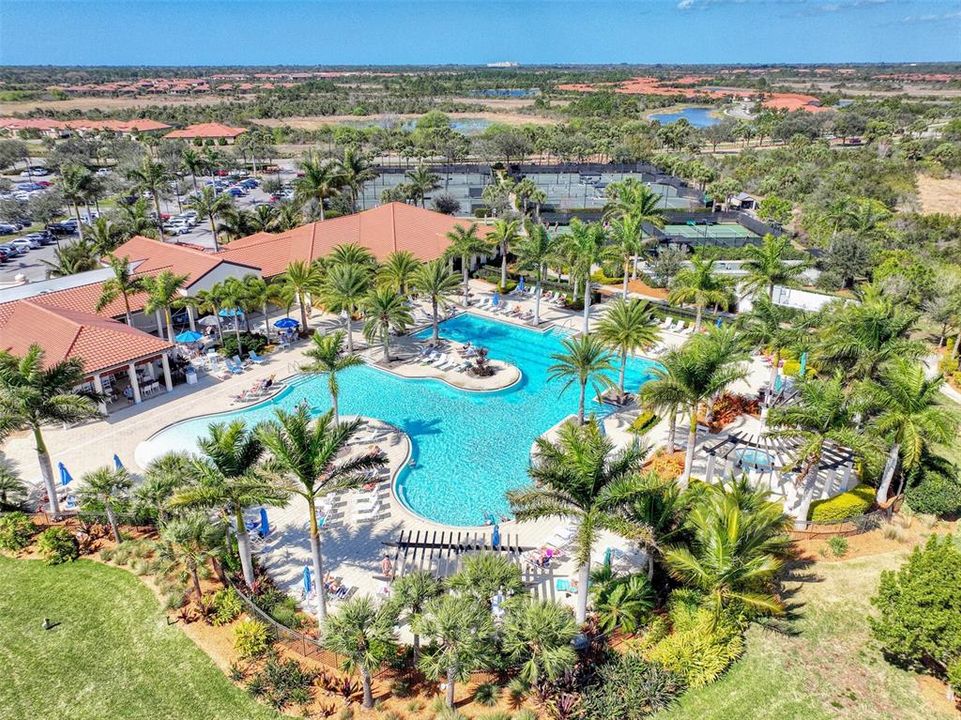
[11,238,37,251]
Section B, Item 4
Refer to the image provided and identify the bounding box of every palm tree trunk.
[235,510,255,587]
[154,196,166,243]
[191,173,198,192]
[191,566,203,598]
[318,202,325,222]
[575,553,590,624]
[577,381,586,425]
[768,350,781,399]
[445,667,457,708]
[792,459,821,530]
[618,350,627,395]
[105,504,122,544]
[383,331,390,362]
[361,667,374,709]
[462,259,470,306]
[330,382,340,425]
[876,442,900,504]
[123,294,133,326]
[667,410,677,453]
[680,411,697,490]
[344,314,354,352]
[623,258,630,297]
[262,302,272,341]
[308,507,327,624]
[534,273,543,326]
[165,308,175,343]
[73,202,85,242]
[501,243,508,288]
[208,214,218,252]
[234,321,243,356]
[582,278,591,335]
[299,292,309,331]
[694,304,703,332]
[431,299,440,342]
[34,425,59,516]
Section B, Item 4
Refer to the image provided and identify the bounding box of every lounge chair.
[658,317,673,329]
[429,353,449,368]
[476,298,491,310]
[232,354,252,368]
[669,320,686,333]
[248,350,267,364]
[680,323,694,336]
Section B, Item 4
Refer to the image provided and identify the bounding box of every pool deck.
[5,278,774,620]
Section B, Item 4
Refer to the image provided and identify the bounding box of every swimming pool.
[137,313,660,526]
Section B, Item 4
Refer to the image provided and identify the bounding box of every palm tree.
[257,408,385,623]
[444,223,491,306]
[515,221,556,326]
[623,474,689,580]
[500,597,578,688]
[127,156,171,243]
[413,594,494,708]
[301,331,363,424]
[663,478,790,618]
[362,287,413,362]
[604,181,665,290]
[329,242,377,271]
[243,276,284,342]
[389,570,442,662]
[168,421,289,587]
[280,259,322,332]
[134,452,194,523]
[143,270,188,342]
[596,298,660,397]
[322,596,398,709]
[589,571,654,634]
[607,215,644,297]
[0,346,101,516]
[508,420,649,623]
[0,463,26,511]
[668,257,731,332]
[547,334,615,425]
[412,259,459,343]
[295,152,342,221]
[335,147,377,212]
[378,250,421,296]
[155,511,225,600]
[186,186,232,252]
[557,219,611,334]
[116,196,159,240]
[216,206,256,243]
[60,163,92,242]
[862,358,960,503]
[488,218,522,289]
[186,284,226,340]
[768,374,873,527]
[446,552,524,600]
[96,255,145,326]
[77,466,132,544]
[43,239,99,277]
[218,276,252,354]
[86,216,123,255]
[323,263,370,353]
[181,147,207,191]
[736,296,807,401]
[249,203,278,233]
[741,234,807,300]
[405,164,441,207]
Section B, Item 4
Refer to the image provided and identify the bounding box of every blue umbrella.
[259,507,270,538]
[491,524,501,548]
[219,308,244,318]
[302,566,312,594]
[716,317,723,327]
[774,373,784,393]
[274,317,299,329]
[517,276,525,292]
[174,330,203,343]
[113,454,124,471]
[492,292,500,307]
[58,462,73,487]
[798,351,808,378]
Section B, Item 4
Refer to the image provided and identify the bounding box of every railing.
[789,506,894,538]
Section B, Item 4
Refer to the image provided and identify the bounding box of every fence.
[789,506,895,538]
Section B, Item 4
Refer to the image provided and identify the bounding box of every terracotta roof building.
[164,122,247,140]
[0,117,170,136]
[220,202,493,277]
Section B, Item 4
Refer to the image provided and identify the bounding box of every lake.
[649,107,721,128]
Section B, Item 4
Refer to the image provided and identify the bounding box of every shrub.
[646,451,685,481]
[474,682,500,706]
[211,587,243,626]
[0,511,36,551]
[826,536,849,558]
[809,484,875,522]
[580,653,684,720]
[233,617,272,659]
[512,711,539,720]
[36,527,79,565]
[906,468,961,516]
[629,411,659,435]
[390,678,412,698]
[948,657,961,696]
[246,656,316,710]
[220,332,268,359]
[267,595,307,630]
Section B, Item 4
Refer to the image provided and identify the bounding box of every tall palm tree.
[547,334,615,425]
[508,420,649,623]
[96,255,145,326]
[557,219,611,334]
[862,358,960,503]
[736,296,808,401]
[42,239,99,277]
[86,216,123,255]
[500,597,578,688]
[181,147,207,191]
[155,511,225,600]
[0,346,101,516]
[768,374,873,527]
[322,263,370,353]
[187,284,226,340]
[335,147,378,212]
[444,223,491,306]
[249,203,278,233]
[390,570,442,662]
[607,214,644,297]
[77,466,132,544]
[604,181,665,290]
[216,206,256,243]
[168,421,289,587]
[218,276,252,354]
[143,270,188,342]
[412,259,459,343]
[488,218,522,289]
[623,474,688,579]
[378,250,422,296]
[134,452,194,523]
[322,596,398,709]
[186,186,232,252]
[116,196,159,240]
[515,221,556,326]
[329,242,377,271]
[301,331,363,425]
[668,257,731,332]
[60,163,92,242]
[405,164,441,207]
[127,156,171,243]
[413,594,494,709]
[663,478,790,618]
[257,408,385,623]
[281,259,322,332]
[741,234,807,300]
[363,287,413,362]
[295,152,342,221]
[596,298,660,397]
[243,275,284,342]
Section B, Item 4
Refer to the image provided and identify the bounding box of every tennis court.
[662,223,759,240]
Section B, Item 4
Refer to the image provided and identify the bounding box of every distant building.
[163,122,247,143]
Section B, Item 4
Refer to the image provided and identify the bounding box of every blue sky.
[1,1,959,66]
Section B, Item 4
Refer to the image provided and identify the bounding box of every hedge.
[809,484,875,522]
[629,411,659,435]
[906,468,961,516]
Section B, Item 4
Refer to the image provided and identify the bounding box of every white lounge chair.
[658,317,673,329]
[670,320,686,333]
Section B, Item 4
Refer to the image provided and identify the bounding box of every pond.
[649,107,722,128]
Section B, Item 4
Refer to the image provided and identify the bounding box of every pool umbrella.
[491,524,501,548]
[113,454,124,471]
[302,566,312,594]
[197,315,220,327]
[492,292,500,307]
[58,462,73,486]
[258,507,270,538]
[274,317,299,329]
[517,276,525,292]
[218,308,244,318]
[798,351,808,378]
[174,330,203,343]
[774,373,784,393]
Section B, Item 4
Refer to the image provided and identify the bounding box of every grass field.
[654,548,958,720]
[0,557,279,720]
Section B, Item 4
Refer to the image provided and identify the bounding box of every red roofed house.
[164,122,247,143]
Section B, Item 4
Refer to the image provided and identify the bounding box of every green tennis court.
[662,223,759,239]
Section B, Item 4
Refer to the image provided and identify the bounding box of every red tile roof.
[112,236,259,286]
[0,301,173,375]
[219,203,492,277]
[164,122,247,139]
[0,118,169,133]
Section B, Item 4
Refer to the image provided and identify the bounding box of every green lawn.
[654,549,956,720]
[0,557,279,720]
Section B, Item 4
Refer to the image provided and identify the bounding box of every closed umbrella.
[517,276,525,292]
[58,462,73,486]
[197,316,220,327]
[274,317,299,329]
[798,351,808,378]
[491,524,501,548]
[492,292,500,307]
[259,507,270,538]
[303,565,312,595]
[174,330,203,343]
[113,454,124,471]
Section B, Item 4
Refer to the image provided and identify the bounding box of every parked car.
[11,238,39,251]
[45,222,76,235]
[0,243,24,257]
[0,224,17,236]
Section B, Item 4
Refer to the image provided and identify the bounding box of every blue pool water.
[649,107,721,128]
[138,314,660,526]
